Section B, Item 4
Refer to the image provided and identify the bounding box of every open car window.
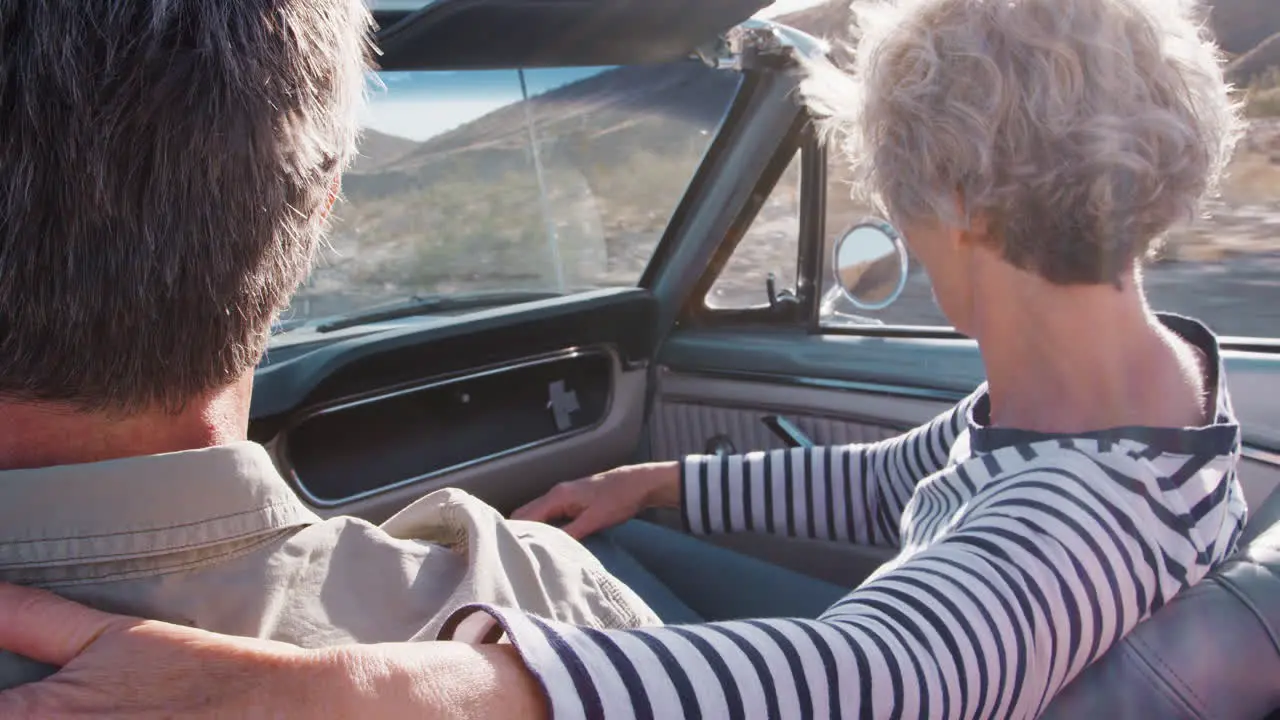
[705,150,802,310]
[814,109,1280,337]
[282,61,742,325]
[817,114,1280,336]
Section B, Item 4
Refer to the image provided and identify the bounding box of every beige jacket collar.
[0,442,319,569]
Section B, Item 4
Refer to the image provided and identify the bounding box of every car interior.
[253,0,1280,716]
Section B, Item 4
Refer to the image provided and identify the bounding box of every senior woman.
[0,0,1248,717]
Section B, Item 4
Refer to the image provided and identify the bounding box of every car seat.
[1041,485,1280,719]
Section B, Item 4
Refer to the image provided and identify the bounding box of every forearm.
[0,582,550,720]
[637,460,682,508]
[314,642,547,720]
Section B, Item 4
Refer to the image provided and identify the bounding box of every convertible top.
[372,0,772,70]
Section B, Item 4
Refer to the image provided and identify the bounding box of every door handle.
[761,415,815,448]
[705,434,737,456]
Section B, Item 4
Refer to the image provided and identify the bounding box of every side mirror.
[832,219,909,311]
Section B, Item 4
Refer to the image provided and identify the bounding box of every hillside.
[348,129,418,173]
[383,64,733,168]
[1229,31,1280,85]
[1208,0,1280,56]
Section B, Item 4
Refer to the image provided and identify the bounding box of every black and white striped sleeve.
[440,457,1192,720]
[678,392,976,546]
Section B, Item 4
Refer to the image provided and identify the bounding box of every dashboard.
[251,288,657,519]
[281,349,613,506]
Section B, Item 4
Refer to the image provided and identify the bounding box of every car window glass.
[705,151,802,310]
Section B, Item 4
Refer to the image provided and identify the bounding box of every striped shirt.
[440,314,1246,720]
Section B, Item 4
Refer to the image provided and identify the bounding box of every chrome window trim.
[1243,445,1280,469]
[661,366,969,404]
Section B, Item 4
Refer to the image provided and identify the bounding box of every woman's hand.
[0,584,547,720]
[0,583,333,719]
[511,461,681,539]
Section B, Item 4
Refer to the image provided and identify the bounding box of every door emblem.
[547,380,580,432]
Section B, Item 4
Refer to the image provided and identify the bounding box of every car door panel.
[654,366,957,436]
[650,395,899,460]
[649,368,947,461]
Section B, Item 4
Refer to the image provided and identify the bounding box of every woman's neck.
[970,267,1208,435]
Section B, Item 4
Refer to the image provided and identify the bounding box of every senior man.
[0,0,661,690]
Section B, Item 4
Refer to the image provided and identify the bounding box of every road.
[862,253,1280,338]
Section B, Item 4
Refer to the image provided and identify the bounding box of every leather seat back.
[1041,488,1280,719]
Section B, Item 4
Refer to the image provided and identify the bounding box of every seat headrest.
[1041,490,1280,719]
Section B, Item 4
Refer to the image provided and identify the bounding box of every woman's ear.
[951,190,975,247]
[952,190,997,248]
[961,213,993,245]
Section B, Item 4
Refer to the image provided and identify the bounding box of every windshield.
[282,61,742,325]
[367,0,828,16]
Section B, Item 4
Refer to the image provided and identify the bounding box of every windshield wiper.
[313,289,563,333]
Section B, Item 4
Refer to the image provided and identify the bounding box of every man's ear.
[321,175,341,220]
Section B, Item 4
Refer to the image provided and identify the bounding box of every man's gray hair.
[0,0,373,412]
[802,0,1244,284]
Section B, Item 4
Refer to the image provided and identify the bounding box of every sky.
[755,0,827,17]
[837,225,901,267]
[361,68,609,141]
[358,0,825,142]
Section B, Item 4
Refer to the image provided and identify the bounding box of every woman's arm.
[679,391,976,546]
[0,582,547,720]
[513,390,977,544]
[447,457,1201,720]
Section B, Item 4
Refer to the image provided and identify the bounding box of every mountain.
[361,64,736,174]
[348,129,418,173]
[1208,0,1280,56]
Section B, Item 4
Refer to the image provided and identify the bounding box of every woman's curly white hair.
[801,0,1244,284]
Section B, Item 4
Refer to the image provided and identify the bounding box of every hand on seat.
[510,462,681,539]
